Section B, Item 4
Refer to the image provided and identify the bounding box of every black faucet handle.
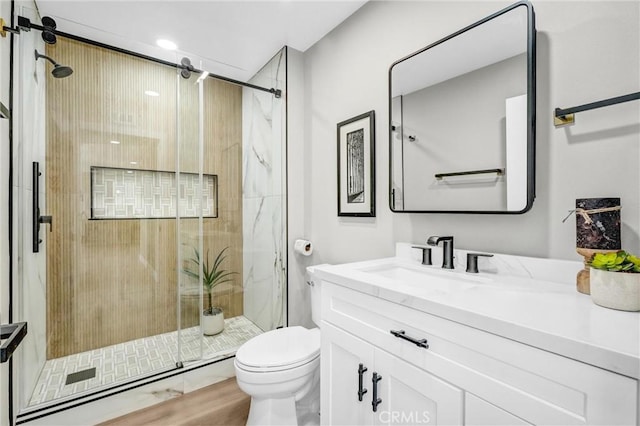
[466,253,494,273]
[411,246,432,265]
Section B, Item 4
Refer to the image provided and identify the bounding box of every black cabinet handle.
[357,363,368,401]
[390,329,429,349]
[372,372,382,412]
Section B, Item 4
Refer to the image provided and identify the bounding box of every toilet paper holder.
[294,239,313,256]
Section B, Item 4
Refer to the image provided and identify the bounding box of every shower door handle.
[32,162,52,253]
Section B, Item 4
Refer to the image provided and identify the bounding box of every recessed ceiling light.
[110,140,120,145]
[126,171,133,174]
[156,39,177,50]
[130,161,138,165]
[144,90,159,97]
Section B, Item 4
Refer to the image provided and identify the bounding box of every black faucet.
[427,236,454,269]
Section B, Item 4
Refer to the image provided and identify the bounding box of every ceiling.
[35,0,367,81]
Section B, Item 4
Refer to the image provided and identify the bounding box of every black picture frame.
[337,110,375,217]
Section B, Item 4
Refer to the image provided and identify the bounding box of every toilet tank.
[306,265,325,326]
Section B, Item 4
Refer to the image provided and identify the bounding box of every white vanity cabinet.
[322,321,463,425]
[320,281,638,425]
[321,321,374,425]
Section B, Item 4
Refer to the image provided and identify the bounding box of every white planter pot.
[202,310,225,335]
[590,268,640,311]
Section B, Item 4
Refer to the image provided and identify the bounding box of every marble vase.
[575,198,621,295]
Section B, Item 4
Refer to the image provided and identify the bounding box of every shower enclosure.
[11,6,287,419]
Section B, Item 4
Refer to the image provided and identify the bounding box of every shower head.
[51,64,73,78]
[34,50,73,78]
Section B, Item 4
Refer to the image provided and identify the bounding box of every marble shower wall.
[12,6,48,410]
[242,48,287,331]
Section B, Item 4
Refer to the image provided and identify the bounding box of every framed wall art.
[337,110,375,217]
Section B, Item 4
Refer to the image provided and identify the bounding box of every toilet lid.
[235,326,320,371]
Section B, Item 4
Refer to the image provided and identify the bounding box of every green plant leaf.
[589,250,640,273]
[182,246,238,291]
[620,263,634,272]
[627,255,640,267]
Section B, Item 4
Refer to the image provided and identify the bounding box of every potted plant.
[588,250,640,311]
[183,247,237,335]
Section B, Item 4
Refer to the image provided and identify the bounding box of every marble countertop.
[312,243,640,379]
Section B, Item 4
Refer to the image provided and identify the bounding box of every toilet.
[234,270,322,426]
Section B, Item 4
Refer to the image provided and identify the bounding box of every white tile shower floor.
[28,316,263,407]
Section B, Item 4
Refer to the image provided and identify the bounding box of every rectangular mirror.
[389,1,536,213]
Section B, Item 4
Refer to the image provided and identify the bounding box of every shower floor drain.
[65,367,96,385]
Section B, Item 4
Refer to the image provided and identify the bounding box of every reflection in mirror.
[389,1,535,213]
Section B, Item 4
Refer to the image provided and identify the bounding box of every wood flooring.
[99,378,250,426]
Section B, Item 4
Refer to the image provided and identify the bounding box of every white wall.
[0,0,11,423]
[300,1,639,305]
[286,47,316,328]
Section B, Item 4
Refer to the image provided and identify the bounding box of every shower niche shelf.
[90,166,218,220]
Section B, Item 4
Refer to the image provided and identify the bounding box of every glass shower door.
[176,56,204,364]
[175,48,288,365]
[14,15,185,409]
[175,53,250,364]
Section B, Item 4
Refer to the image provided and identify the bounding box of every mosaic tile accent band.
[91,167,217,219]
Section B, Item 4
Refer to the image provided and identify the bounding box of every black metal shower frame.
[7,6,16,426]
[9,15,282,98]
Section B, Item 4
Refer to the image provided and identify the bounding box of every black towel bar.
[435,168,504,180]
[554,92,640,126]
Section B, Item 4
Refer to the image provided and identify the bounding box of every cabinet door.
[321,321,375,425]
[465,393,531,426]
[373,348,463,425]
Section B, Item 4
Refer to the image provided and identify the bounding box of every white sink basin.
[357,260,571,295]
[358,261,492,290]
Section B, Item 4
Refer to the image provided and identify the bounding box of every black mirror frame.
[388,1,536,214]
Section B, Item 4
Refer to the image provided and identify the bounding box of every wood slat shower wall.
[45,38,244,359]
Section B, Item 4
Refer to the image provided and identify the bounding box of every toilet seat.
[235,326,320,372]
